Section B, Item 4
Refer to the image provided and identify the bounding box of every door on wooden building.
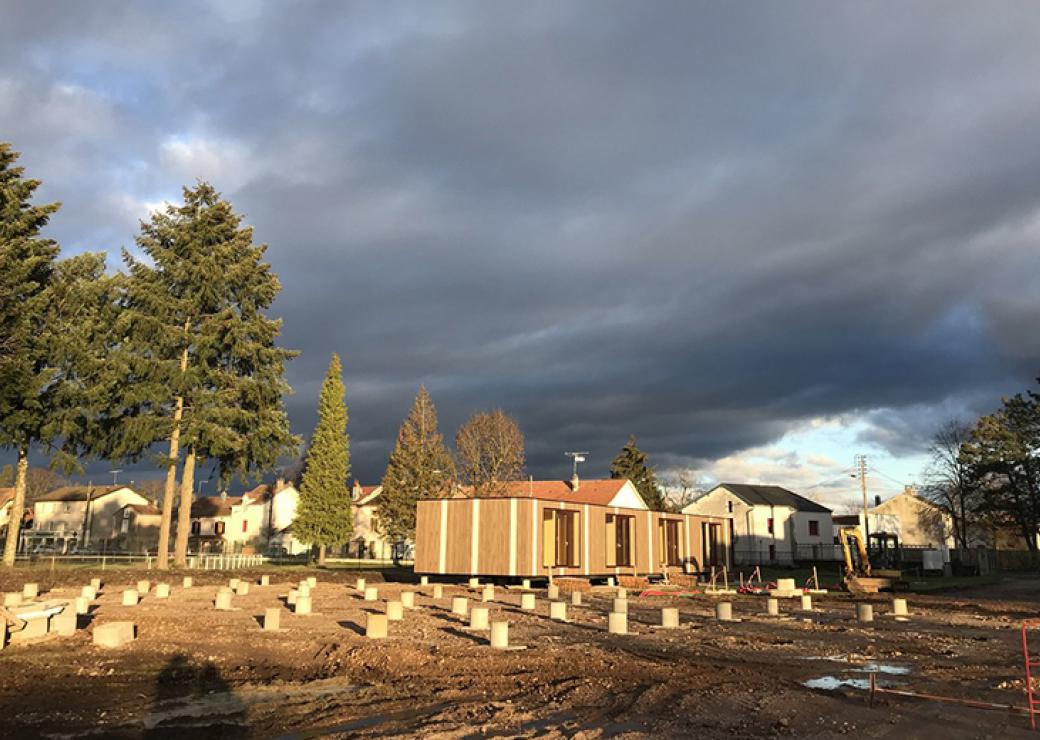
[542,509,580,568]
[702,522,722,567]
[658,518,681,567]
[605,513,633,567]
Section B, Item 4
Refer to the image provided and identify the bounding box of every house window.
[605,514,633,567]
[542,509,580,568]
[214,521,225,535]
[768,544,776,561]
[767,518,774,535]
[191,521,201,535]
[242,520,248,533]
[727,501,733,514]
[808,520,819,536]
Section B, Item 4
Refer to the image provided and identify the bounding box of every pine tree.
[0,143,116,565]
[377,386,455,543]
[110,182,298,568]
[610,435,665,510]
[294,354,351,564]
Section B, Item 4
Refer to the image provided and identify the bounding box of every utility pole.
[854,454,870,546]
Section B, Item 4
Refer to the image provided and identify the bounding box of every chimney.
[275,477,286,492]
[220,490,227,502]
[352,480,362,500]
[874,495,881,507]
[571,473,580,492]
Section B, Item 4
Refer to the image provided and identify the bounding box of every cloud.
[2,2,1039,488]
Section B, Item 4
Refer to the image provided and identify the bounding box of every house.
[0,487,14,533]
[682,483,833,565]
[111,503,162,552]
[349,482,395,559]
[415,476,733,578]
[840,487,1040,553]
[254,479,309,556]
[32,485,151,551]
[188,491,267,554]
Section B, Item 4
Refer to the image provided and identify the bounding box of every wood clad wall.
[414,498,732,577]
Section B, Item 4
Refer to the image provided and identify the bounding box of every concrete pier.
[451,597,469,616]
[520,593,536,610]
[490,621,509,648]
[122,590,139,607]
[469,606,490,630]
[366,613,388,638]
[715,602,733,621]
[612,597,628,615]
[550,601,568,621]
[661,607,679,628]
[608,612,627,635]
[857,603,874,623]
[263,608,280,631]
[386,601,404,621]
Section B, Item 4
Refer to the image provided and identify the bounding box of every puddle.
[857,661,909,675]
[801,656,910,691]
[803,676,873,691]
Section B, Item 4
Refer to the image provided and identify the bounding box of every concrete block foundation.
[93,621,135,648]
[366,613,388,639]
[263,608,280,631]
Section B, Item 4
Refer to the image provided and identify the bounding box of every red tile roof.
[460,479,634,507]
[124,503,161,516]
[190,496,245,518]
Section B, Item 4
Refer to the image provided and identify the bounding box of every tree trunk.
[173,449,196,567]
[1,445,29,567]
[157,333,190,570]
[318,543,327,566]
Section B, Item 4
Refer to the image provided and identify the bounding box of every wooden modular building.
[414,478,733,579]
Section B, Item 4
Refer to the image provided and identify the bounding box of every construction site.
[0,566,1038,738]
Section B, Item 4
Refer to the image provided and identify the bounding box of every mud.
[0,570,1036,738]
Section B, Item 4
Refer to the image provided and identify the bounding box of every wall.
[415,497,732,577]
[268,487,299,532]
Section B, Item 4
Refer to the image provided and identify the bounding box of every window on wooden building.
[658,518,681,567]
[605,514,633,567]
[808,520,819,536]
[542,509,580,568]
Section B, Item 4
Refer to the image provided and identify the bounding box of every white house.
[189,490,268,553]
[350,482,392,558]
[33,485,151,550]
[0,487,14,533]
[258,480,309,556]
[683,483,833,565]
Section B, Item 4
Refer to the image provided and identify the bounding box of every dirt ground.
[0,568,1037,738]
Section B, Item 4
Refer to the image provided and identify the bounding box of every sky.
[2,2,1039,509]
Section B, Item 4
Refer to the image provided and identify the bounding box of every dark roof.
[711,483,832,513]
[36,485,127,502]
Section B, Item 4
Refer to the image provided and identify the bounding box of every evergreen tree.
[0,143,117,565]
[961,385,1040,550]
[610,435,665,510]
[294,354,351,564]
[110,183,298,568]
[377,386,455,543]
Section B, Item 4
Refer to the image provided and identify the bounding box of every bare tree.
[455,409,525,497]
[662,469,701,512]
[922,419,981,550]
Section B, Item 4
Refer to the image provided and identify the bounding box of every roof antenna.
[565,452,588,491]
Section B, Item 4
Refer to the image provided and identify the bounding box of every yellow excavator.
[838,527,905,594]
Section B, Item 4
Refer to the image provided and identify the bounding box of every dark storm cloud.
[2,1,1039,485]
